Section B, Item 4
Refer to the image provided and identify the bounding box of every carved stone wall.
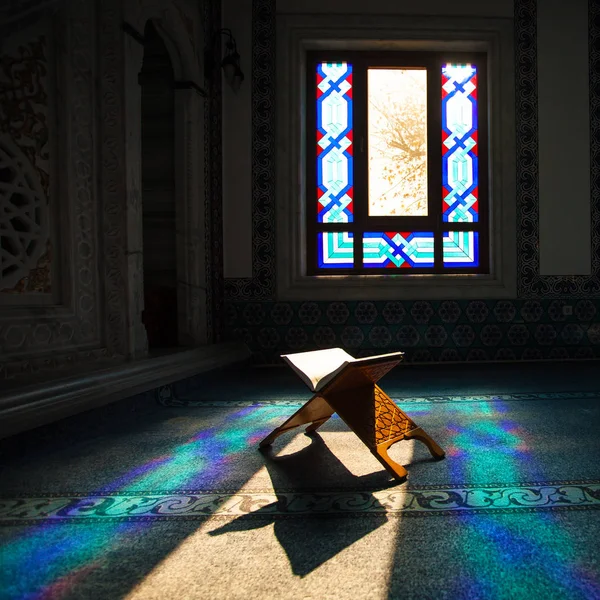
[0,28,51,295]
[0,0,213,381]
[0,1,109,380]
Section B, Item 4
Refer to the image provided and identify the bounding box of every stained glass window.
[318,232,354,268]
[443,231,479,267]
[316,63,354,223]
[441,64,479,223]
[363,232,434,268]
[309,53,486,275]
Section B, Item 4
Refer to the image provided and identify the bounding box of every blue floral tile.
[270,302,294,325]
[285,327,309,350]
[381,301,406,324]
[340,325,364,348]
[424,325,448,347]
[480,324,503,346]
[521,348,543,360]
[521,300,544,322]
[451,324,476,347]
[355,301,378,324]
[465,300,489,323]
[547,300,567,322]
[410,301,434,324]
[396,325,420,346]
[257,327,280,348]
[313,326,336,348]
[548,347,570,359]
[368,325,392,347]
[507,324,529,345]
[574,347,594,359]
[438,300,462,323]
[493,301,517,322]
[326,302,350,325]
[233,327,253,345]
[587,323,600,344]
[224,299,600,364]
[411,349,433,362]
[495,348,517,361]
[467,348,489,361]
[439,348,461,361]
[242,303,265,326]
[575,299,597,321]
[560,323,584,345]
[534,324,557,345]
[298,302,322,325]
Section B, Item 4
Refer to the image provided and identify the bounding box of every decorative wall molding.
[204,0,224,341]
[516,0,600,297]
[223,0,276,302]
[0,3,104,373]
[98,0,136,358]
[66,0,100,347]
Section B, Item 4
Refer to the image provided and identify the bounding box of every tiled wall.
[222,0,600,363]
[225,299,600,364]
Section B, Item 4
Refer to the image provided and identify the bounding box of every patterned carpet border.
[158,390,600,407]
[1,482,598,524]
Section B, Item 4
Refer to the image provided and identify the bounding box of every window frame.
[306,50,490,276]
[275,13,516,300]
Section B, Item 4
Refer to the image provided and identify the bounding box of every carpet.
[1,363,600,599]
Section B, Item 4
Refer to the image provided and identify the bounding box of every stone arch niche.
[139,20,178,349]
[100,0,208,358]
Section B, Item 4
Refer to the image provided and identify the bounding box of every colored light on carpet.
[441,399,600,599]
[0,405,290,599]
[0,522,146,599]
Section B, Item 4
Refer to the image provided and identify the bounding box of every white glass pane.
[368,68,428,217]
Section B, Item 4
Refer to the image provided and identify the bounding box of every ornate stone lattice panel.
[0,135,49,291]
[0,3,103,378]
[0,31,51,295]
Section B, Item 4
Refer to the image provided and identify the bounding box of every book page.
[282,348,354,392]
[353,350,405,364]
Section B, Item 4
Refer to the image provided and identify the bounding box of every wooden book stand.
[259,349,445,482]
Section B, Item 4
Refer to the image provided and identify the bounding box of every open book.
[282,348,405,392]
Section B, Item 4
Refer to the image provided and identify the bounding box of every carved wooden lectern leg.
[259,355,445,482]
[369,386,445,480]
[322,383,445,482]
[258,395,335,448]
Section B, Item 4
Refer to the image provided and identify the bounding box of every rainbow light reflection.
[0,404,292,599]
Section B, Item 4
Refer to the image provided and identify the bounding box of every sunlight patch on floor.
[124,432,413,600]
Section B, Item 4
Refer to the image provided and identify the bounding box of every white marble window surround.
[276,13,516,300]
